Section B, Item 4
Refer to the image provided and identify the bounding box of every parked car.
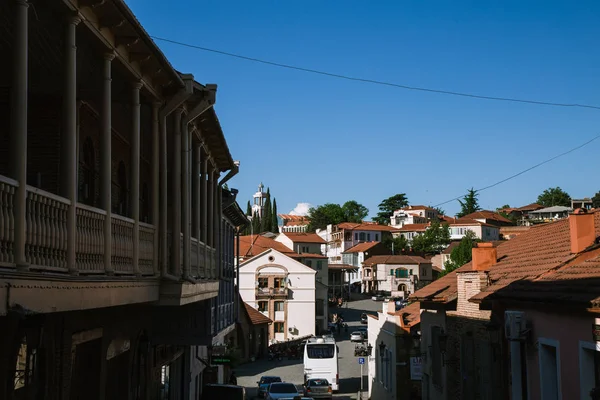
[303,378,333,399]
[201,384,245,400]
[266,382,302,400]
[350,331,364,342]
[257,376,282,398]
[360,313,368,324]
[355,327,368,339]
[371,294,384,301]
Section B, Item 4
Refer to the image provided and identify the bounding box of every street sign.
[358,357,365,365]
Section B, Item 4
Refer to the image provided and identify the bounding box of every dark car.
[257,376,282,398]
[303,378,332,399]
[360,313,368,324]
[201,384,245,400]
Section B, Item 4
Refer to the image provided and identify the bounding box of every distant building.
[238,249,319,342]
[527,205,572,222]
[461,210,515,227]
[252,182,267,218]
[571,197,594,210]
[362,255,433,296]
[279,214,310,233]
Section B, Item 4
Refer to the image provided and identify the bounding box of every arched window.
[398,284,407,292]
[79,137,96,205]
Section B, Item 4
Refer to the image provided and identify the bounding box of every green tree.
[307,203,345,232]
[411,220,451,254]
[497,204,510,211]
[262,188,272,232]
[537,187,571,207]
[443,230,478,273]
[342,200,369,223]
[272,198,279,232]
[383,235,409,254]
[434,207,445,216]
[457,188,481,218]
[252,214,261,234]
[593,191,600,209]
[373,193,409,225]
[246,201,252,216]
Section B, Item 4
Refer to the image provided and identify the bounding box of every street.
[236,297,383,399]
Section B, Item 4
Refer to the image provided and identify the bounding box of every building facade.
[238,249,317,343]
[0,0,247,398]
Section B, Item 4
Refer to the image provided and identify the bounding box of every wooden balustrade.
[76,204,105,273]
[0,176,16,265]
[111,214,134,274]
[25,186,69,270]
[190,238,206,279]
[139,223,155,275]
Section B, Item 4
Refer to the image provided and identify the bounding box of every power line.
[150,35,600,111]
[432,134,600,208]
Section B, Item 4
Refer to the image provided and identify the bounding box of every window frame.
[538,337,562,400]
[578,340,600,400]
[274,322,285,333]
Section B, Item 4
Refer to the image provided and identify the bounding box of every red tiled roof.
[414,209,600,307]
[343,241,381,254]
[403,205,437,212]
[237,235,298,258]
[516,203,544,212]
[244,302,272,325]
[363,255,430,266]
[409,264,471,303]
[462,210,513,224]
[283,232,326,244]
[336,222,396,232]
[441,241,461,254]
[390,301,421,328]
[444,217,497,228]
[279,214,309,222]
[393,223,430,233]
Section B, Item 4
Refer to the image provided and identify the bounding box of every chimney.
[471,242,497,272]
[569,208,596,254]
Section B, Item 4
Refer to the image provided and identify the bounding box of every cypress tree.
[263,188,272,232]
[272,198,278,233]
[246,200,252,216]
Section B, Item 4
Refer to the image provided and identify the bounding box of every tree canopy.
[537,187,571,207]
[456,188,481,218]
[443,230,478,274]
[307,200,369,232]
[382,235,409,254]
[373,193,409,225]
[593,191,600,209]
[411,219,451,255]
[342,200,369,223]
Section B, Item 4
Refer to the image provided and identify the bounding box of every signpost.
[358,357,365,391]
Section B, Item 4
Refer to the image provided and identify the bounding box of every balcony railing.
[255,287,288,297]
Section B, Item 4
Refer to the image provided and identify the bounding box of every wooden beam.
[79,0,106,8]
[130,52,151,63]
[98,15,126,29]
[115,35,140,48]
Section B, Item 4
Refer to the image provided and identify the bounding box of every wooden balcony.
[0,175,219,314]
[255,287,288,298]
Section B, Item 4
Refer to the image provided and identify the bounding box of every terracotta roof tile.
[393,223,430,233]
[290,253,328,259]
[390,301,421,327]
[244,302,272,325]
[237,235,298,258]
[363,255,430,265]
[462,210,514,224]
[282,232,326,244]
[410,265,472,303]
[343,241,382,253]
[403,205,437,211]
[336,222,397,232]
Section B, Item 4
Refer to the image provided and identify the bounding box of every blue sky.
[128,0,600,217]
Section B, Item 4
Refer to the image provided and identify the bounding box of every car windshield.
[308,379,329,386]
[260,377,281,384]
[269,383,297,393]
[306,344,335,359]
[352,332,362,335]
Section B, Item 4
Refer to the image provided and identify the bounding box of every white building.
[448,219,500,241]
[238,248,319,342]
[367,301,422,400]
[252,182,267,218]
[279,214,310,233]
[342,241,391,285]
[390,209,428,229]
[317,222,395,264]
[362,255,433,297]
[275,232,328,284]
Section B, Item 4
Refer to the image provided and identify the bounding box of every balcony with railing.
[255,287,288,298]
[0,174,220,313]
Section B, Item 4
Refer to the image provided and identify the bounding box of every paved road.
[236,296,382,399]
